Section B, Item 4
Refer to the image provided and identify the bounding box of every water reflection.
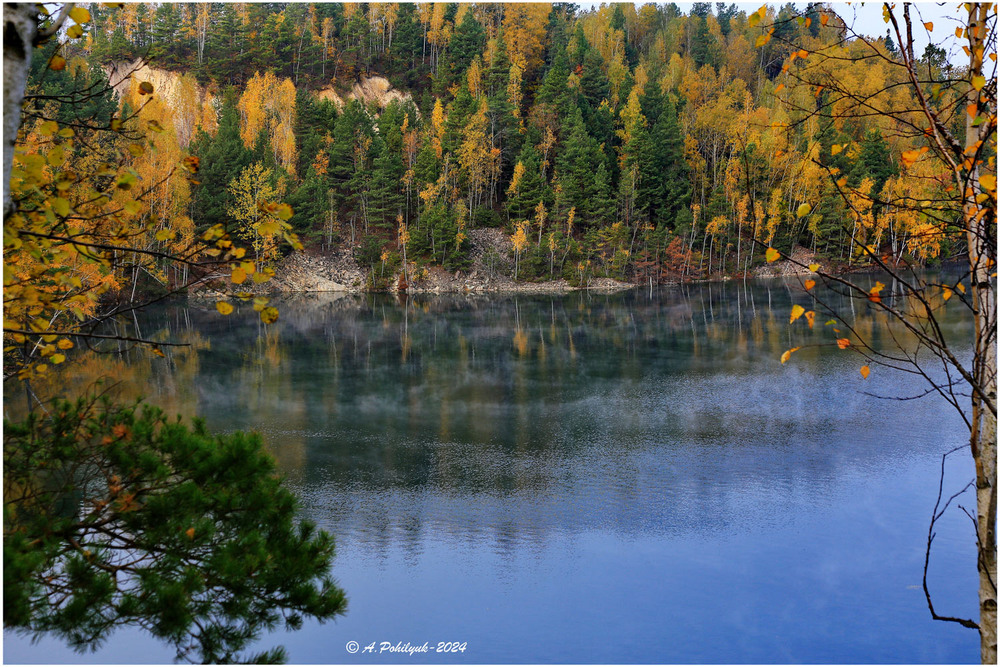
[4,275,979,663]
[9,277,974,540]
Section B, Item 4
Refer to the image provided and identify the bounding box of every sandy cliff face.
[316,75,414,113]
[105,62,413,146]
[105,60,215,147]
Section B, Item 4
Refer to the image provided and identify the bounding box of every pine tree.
[4,399,347,664]
[149,3,181,66]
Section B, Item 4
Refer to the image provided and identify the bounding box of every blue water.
[3,279,981,663]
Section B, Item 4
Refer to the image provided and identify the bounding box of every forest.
[12,1,979,293]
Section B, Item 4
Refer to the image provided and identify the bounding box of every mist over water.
[4,277,980,663]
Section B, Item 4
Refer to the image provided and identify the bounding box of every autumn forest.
[14,1,980,294]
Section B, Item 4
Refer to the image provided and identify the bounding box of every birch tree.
[758,4,997,661]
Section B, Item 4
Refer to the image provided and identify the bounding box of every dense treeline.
[46,2,969,287]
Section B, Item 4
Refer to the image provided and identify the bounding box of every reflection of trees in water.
[12,277,972,553]
[3,327,209,422]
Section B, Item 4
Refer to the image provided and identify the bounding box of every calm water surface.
[4,277,980,663]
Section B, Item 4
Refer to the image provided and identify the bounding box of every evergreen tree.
[444,10,487,86]
[485,36,521,179]
[149,3,181,67]
[5,399,347,664]
[203,4,246,86]
[190,92,252,232]
[368,103,407,230]
[850,128,897,195]
[556,108,604,226]
[508,143,547,223]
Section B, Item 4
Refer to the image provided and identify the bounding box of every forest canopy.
[21,1,985,291]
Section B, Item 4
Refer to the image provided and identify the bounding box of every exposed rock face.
[316,75,414,112]
[265,228,633,295]
[105,59,214,147]
[272,250,365,293]
[752,245,822,277]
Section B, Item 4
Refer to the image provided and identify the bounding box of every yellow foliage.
[237,71,298,173]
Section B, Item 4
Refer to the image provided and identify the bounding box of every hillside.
[29,2,973,292]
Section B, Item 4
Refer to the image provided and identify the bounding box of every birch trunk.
[965,6,997,661]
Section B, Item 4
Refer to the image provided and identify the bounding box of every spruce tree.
[190,93,252,232]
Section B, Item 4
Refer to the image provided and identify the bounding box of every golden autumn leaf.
[68,6,91,23]
[67,24,83,39]
[49,55,66,70]
[836,338,850,349]
[796,203,811,218]
[185,527,196,539]
[790,304,805,323]
[804,279,816,290]
[260,307,279,324]
[151,347,165,358]
[860,365,870,379]
[831,144,843,155]
[216,301,234,315]
[808,263,820,273]
[257,221,280,236]
[57,338,73,350]
[943,287,953,301]
[804,311,816,329]
[972,75,986,91]
[923,21,933,31]
[900,147,928,168]
[868,281,884,302]
[956,283,966,294]
[981,173,997,193]
[154,229,176,242]
[780,347,800,364]
[820,13,829,26]
[765,247,780,262]
[50,353,66,364]
[232,266,248,284]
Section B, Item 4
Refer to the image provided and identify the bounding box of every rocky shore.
[192,232,822,299]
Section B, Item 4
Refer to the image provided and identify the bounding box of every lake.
[3,276,981,663]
